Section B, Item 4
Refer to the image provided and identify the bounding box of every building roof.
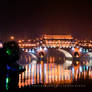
[43,35,73,40]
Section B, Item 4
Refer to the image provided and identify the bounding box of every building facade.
[42,35,76,48]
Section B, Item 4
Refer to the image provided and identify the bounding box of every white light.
[22,49,24,51]
[32,60,37,64]
[79,48,82,52]
[79,66,82,72]
[36,47,39,51]
[39,47,42,51]
[44,47,47,51]
[76,46,79,48]
[83,49,85,53]
[31,49,35,53]
[72,67,74,74]
[71,47,75,51]
[37,47,42,51]
[86,49,88,53]
[66,60,72,64]
[25,49,28,52]
[29,49,32,53]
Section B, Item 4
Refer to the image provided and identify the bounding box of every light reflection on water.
[18,63,92,88]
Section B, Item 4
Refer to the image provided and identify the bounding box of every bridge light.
[79,66,82,72]
[86,66,88,71]
[32,60,37,64]
[83,61,85,65]
[18,40,22,43]
[71,47,75,51]
[41,55,44,58]
[76,61,79,65]
[22,49,24,51]
[29,49,32,53]
[83,49,85,53]
[39,47,42,51]
[72,67,74,74]
[44,47,47,51]
[86,49,88,53]
[76,46,79,48]
[83,66,85,70]
[25,49,28,52]
[31,49,35,53]
[79,48,82,52]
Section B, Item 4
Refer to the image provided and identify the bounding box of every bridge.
[17,45,92,67]
[17,35,92,67]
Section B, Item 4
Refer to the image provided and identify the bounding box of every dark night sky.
[0,0,92,40]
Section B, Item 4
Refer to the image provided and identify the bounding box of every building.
[17,34,92,49]
[42,34,76,48]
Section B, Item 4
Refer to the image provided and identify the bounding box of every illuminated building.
[17,35,92,50]
[18,39,37,49]
[42,34,76,48]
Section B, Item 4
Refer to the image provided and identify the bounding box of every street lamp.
[0,42,3,48]
[10,36,15,40]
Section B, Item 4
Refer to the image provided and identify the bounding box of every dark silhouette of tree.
[0,41,24,90]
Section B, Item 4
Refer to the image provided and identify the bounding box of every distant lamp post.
[0,42,3,48]
[10,36,15,40]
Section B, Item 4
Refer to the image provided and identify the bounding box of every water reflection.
[18,63,92,88]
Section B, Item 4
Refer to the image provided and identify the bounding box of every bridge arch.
[17,51,37,65]
[87,52,92,66]
[19,48,73,67]
[58,48,73,67]
[36,47,47,58]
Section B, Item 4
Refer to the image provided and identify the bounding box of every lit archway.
[17,52,37,65]
[87,52,92,66]
[58,49,73,67]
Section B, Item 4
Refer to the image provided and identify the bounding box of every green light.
[6,77,10,83]
[83,66,85,70]
[19,66,22,70]
[6,83,9,90]
[6,49,11,55]
[6,77,10,90]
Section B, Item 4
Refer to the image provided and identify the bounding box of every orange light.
[75,48,79,52]
[10,36,14,40]
[74,48,80,55]
[0,43,3,48]
[41,61,43,64]
[76,61,79,65]
[83,61,85,64]
[18,40,22,43]
[44,35,73,40]
[28,40,31,42]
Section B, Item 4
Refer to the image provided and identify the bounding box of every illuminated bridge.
[17,35,92,66]
[16,35,92,89]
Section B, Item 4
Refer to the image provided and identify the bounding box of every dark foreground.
[3,79,92,92]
